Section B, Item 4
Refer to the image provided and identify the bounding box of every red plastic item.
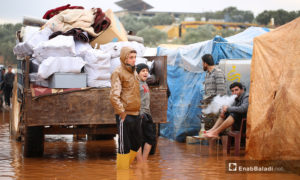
[226,118,246,156]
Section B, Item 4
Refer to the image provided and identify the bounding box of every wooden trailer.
[10,56,168,157]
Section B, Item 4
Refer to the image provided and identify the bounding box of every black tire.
[149,123,160,155]
[24,126,44,157]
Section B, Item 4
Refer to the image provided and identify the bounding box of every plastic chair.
[226,118,246,156]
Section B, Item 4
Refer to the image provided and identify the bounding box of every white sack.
[84,63,110,81]
[100,41,145,58]
[13,42,32,57]
[13,27,53,58]
[83,48,111,84]
[33,35,76,63]
[87,79,111,88]
[84,49,111,64]
[38,57,86,79]
[26,27,53,49]
[110,57,121,73]
[85,67,111,81]
[21,26,41,42]
[75,41,93,57]
[143,47,157,56]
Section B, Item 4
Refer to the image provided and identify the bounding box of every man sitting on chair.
[204,82,249,138]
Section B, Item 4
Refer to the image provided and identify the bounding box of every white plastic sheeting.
[21,26,40,42]
[157,40,213,73]
[26,27,53,49]
[99,41,145,58]
[110,58,120,73]
[38,57,86,79]
[75,41,93,57]
[13,42,33,58]
[83,49,111,87]
[13,27,53,58]
[143,47,157,56]
[33,35,76,63]
[86,79,111,88]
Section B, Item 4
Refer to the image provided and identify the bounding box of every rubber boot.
[129,150,137,164]
[117,153,130,169]
[117,169,130,180]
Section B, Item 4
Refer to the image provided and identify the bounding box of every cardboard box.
[90,9,128,48]
[49,73,87,88]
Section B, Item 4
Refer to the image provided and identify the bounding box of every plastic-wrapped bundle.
[75,41,93,57]
[83,49,111,87]
[110,57,121,73]
[99,41,145,58]
[84,64,111,80]
[87,79,111,88]
[38,56,86,79]
[33,35,76,63]
[84,49,111,64]
[13,42,32,58]
[21,26,40,41]
[26,27,53,49]
[14,27,53,58]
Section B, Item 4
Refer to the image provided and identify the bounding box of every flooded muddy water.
[0,111,298,179]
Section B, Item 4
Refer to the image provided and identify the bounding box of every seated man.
[204,82,249,138]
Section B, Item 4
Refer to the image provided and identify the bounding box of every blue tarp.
[157,27,269,142]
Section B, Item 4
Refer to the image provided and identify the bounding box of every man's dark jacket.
[227,92,249,130]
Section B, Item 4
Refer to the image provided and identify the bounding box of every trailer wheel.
[23,126,44,157]
[149,123,160,155]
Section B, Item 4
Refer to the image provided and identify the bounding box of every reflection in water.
[0,111,299,179]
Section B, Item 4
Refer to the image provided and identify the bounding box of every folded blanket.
[64,28,89,42]
[49,28,89,43]
[38,56,86,79]
[92,8,111,33]
[45,9,99,37]
[43,4,84,20]
[48,31,63,39]
[33,35,76,63]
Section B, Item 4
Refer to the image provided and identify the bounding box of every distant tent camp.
[247,17,300,160]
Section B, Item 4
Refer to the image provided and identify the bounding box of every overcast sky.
[0,0,299,23]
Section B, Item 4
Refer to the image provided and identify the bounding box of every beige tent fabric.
[246,17,300,160]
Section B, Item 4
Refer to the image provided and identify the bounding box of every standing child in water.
[110,47,143,169]
[136,63,156,161]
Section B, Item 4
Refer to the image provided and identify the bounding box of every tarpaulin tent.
[247,18,300,160]
[212,27,270,64]
[157,27,269,142]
